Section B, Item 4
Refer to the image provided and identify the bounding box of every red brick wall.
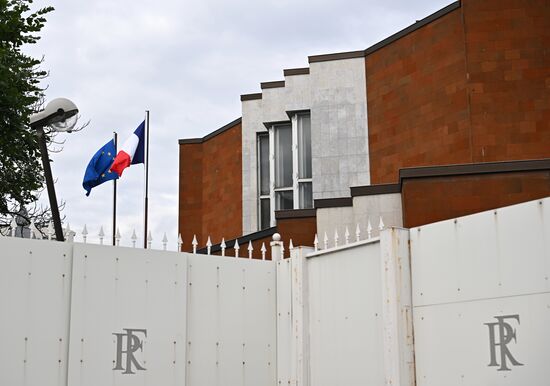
[402,170,550,228]
[464,0,550,162]
[367,0,550,184]
[367,9,470,183]
[179,142,203,252]
[277,216,317,253]
[178,122,243,251]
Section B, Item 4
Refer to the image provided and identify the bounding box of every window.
[258,134,271,230]
[258,113,312,229]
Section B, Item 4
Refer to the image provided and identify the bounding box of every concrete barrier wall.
[411,198,550,386]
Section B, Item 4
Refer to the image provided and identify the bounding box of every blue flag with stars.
[82,139,119,196]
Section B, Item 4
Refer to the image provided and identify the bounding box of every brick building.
[179,0,550,256]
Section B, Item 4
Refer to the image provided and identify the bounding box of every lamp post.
[30,98,79,242]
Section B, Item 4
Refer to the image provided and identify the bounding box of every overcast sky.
[26,0,451,249]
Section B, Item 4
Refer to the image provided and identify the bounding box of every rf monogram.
[485,315,523,371]
[113,328,147,374]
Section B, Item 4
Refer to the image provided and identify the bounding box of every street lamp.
[30,98,79,242]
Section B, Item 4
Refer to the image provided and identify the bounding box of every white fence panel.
[411,198,550,385]
[307,240,385,386]
[67,243,188,386]
[0,237,73,386]
[186,254,277,386]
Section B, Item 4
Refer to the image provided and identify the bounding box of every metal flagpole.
[143,111,150,248]
[112,131,118,246]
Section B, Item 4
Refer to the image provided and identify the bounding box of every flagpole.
[143,111,150,248]
[112,131,118,246]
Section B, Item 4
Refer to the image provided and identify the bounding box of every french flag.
[111,121,145,176]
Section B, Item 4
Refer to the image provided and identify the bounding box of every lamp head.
[30,98,79,132]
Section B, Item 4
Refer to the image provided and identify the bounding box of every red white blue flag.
[111,121,145,176]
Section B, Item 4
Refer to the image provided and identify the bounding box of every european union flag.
[82,139,119,196]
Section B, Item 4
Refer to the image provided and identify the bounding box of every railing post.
[380,227,415,386]
[270,233,283,261]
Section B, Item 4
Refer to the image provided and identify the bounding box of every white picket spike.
[261,242,266,260]
[131,229,137,248]
[221,238,226,257]
[313,233,319,252]
[147,230,153,249]
[281,242,285,259]
[192,234,198,254]
[206,236,212,255]
[378,216,385,231]
[98,226,105,245]
[334,229,339,248]
[234,238,240,258]
[323,232,328,250]
[289,239,294,251]
[47,221,54,240]
[247,240,253,259]
[65,223,74,242]
[10,217,17,237]
[29,220,39,240]
[115,228,121,246]
[162,232,168,251]
[355,223,361,242]
[344,226,350,244]
[82,224,88,244]
[177,233,183,252]
[367,219,373,239]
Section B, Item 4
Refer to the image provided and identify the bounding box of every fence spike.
[98,226,105,245]
[115,228,121,246]
[29,220,39,240]
[221,238,226,257]
[206,236,212,255]
[177,233,183,252]
[281,242,285,259]
[82,224,88,244]
[47,221,54,240]
[367,219,372,239]
[323,232,328,250]
[344,226,350,244]
[355,223,361,242]
[131,229,137,248]
[10,217,17,237]
[248,240,253,259]
[147,231,153,249]
[334,229,339,248]
[378,216,385,231]
[289,239,294,251]
[234,238,240,258]
[65,223,74,242]
[162,232,168,251]
[261,242,266,260]
[192,234,198,254]
[313,234,319,251]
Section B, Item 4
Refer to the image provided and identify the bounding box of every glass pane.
[258,135,269,195]
[298,114,312,179]
[260,198,271,230]
[299,182,313,209]
[275,190,293,210]
[275,125,292,188]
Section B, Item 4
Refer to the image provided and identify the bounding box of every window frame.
[257,112,312,229]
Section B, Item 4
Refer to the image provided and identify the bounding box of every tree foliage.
[0,0,54,226]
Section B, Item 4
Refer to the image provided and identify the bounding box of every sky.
[26,0,452,249]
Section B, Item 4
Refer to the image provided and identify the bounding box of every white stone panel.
[241,56,369,232]
[353,193,403,238]
[316,206,355,248]
[309,58,369,199]
[242,98,263,234]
